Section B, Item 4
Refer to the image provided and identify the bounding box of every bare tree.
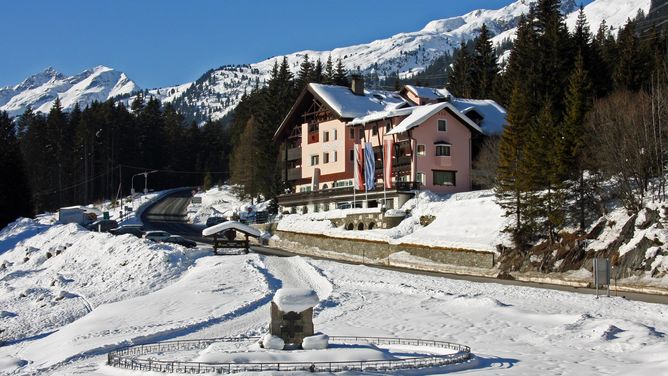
[473,135,501,189]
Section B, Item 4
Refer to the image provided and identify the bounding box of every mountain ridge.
[0,0,651,122]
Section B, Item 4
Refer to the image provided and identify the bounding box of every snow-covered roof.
[386,102,482,135]
[405,85,447,101]
[201,221,262,238]
[273,288,320,313]
[349,107,414,126]
[309,83,406,119]
[450,98,507,134]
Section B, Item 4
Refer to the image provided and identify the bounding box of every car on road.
[143,230,171,242]
[86,219,119,232]
[163,235,197,248]
[205,216,227,227]
[109,225,144,237]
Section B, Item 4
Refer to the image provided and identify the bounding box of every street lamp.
[131,170,158,196]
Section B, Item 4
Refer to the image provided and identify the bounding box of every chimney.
[351,75,364,96]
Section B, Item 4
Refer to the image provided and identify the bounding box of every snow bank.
[273,288,319,312]
[262,334,285,350]
[0,218,202,343]
[277,189,508,253]
[302,334,329,350]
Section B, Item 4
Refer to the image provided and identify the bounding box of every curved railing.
[107,336,471,373]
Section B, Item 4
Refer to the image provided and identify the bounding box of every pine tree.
[310,59,324,84]
[333,58,349,86]
[560,53,593,230]
[295,54,313,92]
[324,55,334,84]
[447,42,473,98]
[495,86,532,250]
[471,24,498,98]
[0,111,33,227]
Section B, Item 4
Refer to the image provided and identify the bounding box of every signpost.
[593,258,611,297]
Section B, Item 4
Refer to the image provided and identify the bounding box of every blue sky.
[1,0,587,88]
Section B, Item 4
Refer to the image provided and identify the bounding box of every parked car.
[143,230,171,242]
[163,235,197,248]
[205,216,227,227]
[109,225,144,237]
[86,219,119,232]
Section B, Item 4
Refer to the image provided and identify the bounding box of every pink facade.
[408,109,472,193]
[297,109,472,194]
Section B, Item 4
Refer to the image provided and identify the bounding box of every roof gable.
[386,102,483,136]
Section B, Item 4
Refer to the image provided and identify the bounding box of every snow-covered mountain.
[1,0,651,122]
[0,65,138,117]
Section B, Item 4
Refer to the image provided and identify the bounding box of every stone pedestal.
[269,302,314,348]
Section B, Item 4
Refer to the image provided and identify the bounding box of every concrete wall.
[275,230,495,269]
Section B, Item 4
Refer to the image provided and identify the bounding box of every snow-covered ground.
[278,190,509,254]
[187,186,271,224]
[1,214,667,375]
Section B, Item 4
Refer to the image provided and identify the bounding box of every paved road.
[143,189,668,305]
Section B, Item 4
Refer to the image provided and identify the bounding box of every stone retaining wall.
[274,230,495,269]
[329,212,405,230]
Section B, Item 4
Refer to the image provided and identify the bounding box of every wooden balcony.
[287,147,301,161]
[286,167,302,181]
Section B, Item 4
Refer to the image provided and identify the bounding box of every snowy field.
[1,216,667,375]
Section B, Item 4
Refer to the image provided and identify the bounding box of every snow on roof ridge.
[201,220,262,237]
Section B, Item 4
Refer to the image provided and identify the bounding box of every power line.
[118,164,228,175]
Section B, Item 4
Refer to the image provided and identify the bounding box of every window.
[310,155,319,166]
[349,149,354,161]
[437,119,447,132]
[417,144,426,156]
[333,129,338,140]
[435,145,451,156]
[416,172,426,185]
[385,120,392,133]
[433,170,456,186]
[334,151,338,162]
[323,152,329,164]
[372,125,378,136]
[323,131,330,142]
[349,128,355,139]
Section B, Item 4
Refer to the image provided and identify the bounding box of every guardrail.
[107,336,471,373]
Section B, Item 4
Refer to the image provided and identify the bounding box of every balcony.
[287,147,301,161]
[286,167,302,181]
[395,181,421,191]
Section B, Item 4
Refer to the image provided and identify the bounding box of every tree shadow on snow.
[0,221,49,255]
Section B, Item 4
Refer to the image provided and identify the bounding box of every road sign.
[593,258,611,297]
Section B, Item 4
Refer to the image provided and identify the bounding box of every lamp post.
[131,170,158,196]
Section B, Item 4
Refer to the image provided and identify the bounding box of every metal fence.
[107,336,471,373]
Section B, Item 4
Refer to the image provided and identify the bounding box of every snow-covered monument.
[266,288,321,349]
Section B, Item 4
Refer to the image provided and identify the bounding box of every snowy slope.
[492,0,652,46]
[0,66,138,117]
[1,250,667,375]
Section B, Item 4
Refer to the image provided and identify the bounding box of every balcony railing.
[395,181,421,191]
[286,147,301,161]
[286,167,301,181]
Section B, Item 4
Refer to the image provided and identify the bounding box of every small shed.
[201,221,262,254]
[270,288,319,349]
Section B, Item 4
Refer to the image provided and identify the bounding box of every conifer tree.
[471,24,498,99]
[295,54,313,92]
[0,111,33,227]
[560,53,594,230]
[324,55,335,84]
[333,58,349,86]
[447,42,473,98]
[496,86,532,250]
